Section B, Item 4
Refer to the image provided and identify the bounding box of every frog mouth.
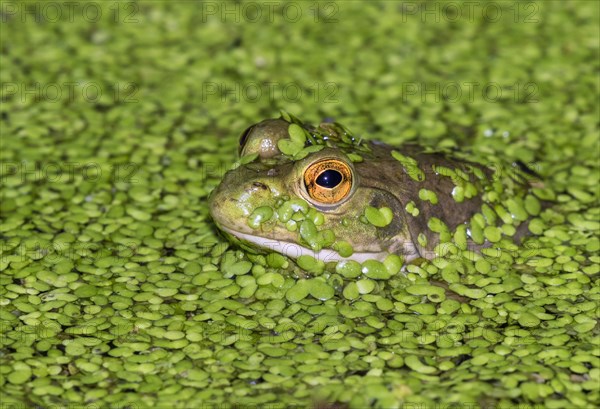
[218,225,390,264]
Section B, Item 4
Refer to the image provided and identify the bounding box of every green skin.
[209,117,534,266]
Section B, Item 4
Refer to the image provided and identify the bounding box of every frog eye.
[304,159,353,204]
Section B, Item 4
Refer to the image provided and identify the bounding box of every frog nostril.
[251,182,269,190]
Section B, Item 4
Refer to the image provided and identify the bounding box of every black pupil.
[316,169,343,188]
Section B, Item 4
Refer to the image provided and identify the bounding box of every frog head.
[209,117,415,263]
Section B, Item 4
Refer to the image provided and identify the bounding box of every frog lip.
[218,225,390,264]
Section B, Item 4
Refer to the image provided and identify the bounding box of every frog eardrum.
[303,158,353,205]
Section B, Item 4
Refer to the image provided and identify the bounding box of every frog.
[209,113,544,268]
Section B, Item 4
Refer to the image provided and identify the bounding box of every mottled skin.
[350,142,492,259]
[210,117,532,264]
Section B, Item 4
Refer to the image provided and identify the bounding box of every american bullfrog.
[209,113,544,271]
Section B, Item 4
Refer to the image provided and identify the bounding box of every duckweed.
[247,206,274,229]
[2,2,598,409]
[364,206,394,228]
[277,124,306,156]
[361,260,393,280]
[335,260,362,279]
[332,241,354,258]
[391,150,426,181]
[356,279,376,295]
[405,201,420,217]
[419,189,439,205]
[297,255,325,275]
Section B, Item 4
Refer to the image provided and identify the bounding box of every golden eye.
[304,159,353,204]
